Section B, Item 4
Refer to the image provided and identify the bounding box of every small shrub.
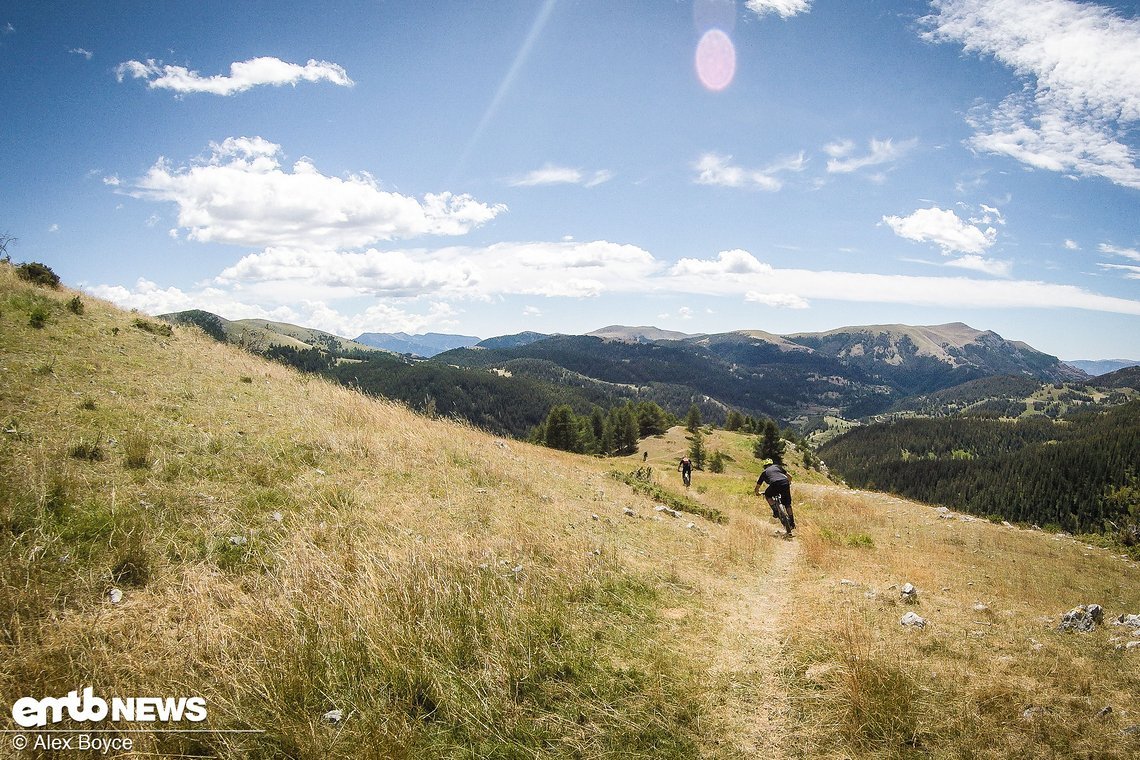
[67,295,84,314]
[16,261,61,288]
[32,359,55,376]
[240,376,253,384]
[131,317,173,337]
[79,398,97,411]
[69,438,105,462]
[28,304,49,329]
[846,533,875,549]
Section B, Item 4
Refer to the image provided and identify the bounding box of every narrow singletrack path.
[709,531,800,758]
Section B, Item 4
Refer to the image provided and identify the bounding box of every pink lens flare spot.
[695,28,736,92]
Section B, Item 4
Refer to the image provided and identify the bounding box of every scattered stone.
[1097,706,1114,720]
[107,588,123,604]
[840,579,858,587]
[1002,521,1014,528]
[936,506,950,514]
[900,583,918,604]
[939,513,955,520]
[973,602,990,613]
[1121,641,1140,651]
[322,709,343,725]
[591,513,599,521]
[686,522,696,530]
[1021,705,1047,721]
[622,507,636,517]
[315,468,326,476]
[1113,613,1140,628]
[511,565,523,575]
[900,611,926,628]
[1122,725,1140,735]
[228,535,248,546]
[1058,604,1104,633]
[654,505,681,518]
[270,511,284,522]
[592,548,601,556]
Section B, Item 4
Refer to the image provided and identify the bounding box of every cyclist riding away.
[754,459,795,535]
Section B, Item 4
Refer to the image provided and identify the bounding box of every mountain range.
[161,310,1133,430]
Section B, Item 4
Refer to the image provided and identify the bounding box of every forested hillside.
[819,401,1140,538]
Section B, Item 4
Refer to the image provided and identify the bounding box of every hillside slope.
[2,264,1138,758]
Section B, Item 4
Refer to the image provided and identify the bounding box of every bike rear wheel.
[770,494,793,534]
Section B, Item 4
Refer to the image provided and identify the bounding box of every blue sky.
[2,0,1138,360]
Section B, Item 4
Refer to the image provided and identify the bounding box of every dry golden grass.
[1,263,1137,758]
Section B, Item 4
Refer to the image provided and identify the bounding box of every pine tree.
[724,410,745,431]
[755,418,785,463]
[689,429,707,470]
[543,404,580,452]
[685,403,702,433]
[709,450,726,473]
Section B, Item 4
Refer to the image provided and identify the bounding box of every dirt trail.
[709,532,800,758]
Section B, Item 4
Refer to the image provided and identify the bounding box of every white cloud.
[127,138,506,248]
[670,249,773,277]
[693,152,806,191]
[825,137,917,174]
[924,0,1140,189]
[69,48,93,60]
[48,224,59,233]
[744,291,811,309]
[745,0,812,19]
[87,241,1140,338]
[1100,243,1140,262]
[943,254,1013,277]
[213,240,662,300]
[509,164,614,187]
[1099,263,1140,279]
[83,278,457,336]
[1063,239,1080,250]
[115,56,353,96]
[882,206,997,256]
[523,305,542,317]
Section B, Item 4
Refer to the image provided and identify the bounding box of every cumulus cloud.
[924,0,1140,188]
[745,0,812,18]
[882,206,998,256]
[693,152,806,191]
[69,48,93,60]
[1063,239,1080,250]
[825,137,917,174]
[89,240,1140,338]
[670,249,773,277]
[127,138,506,248]
[509,164,614,187]
[115,56,353,96]
[212,240,662,300]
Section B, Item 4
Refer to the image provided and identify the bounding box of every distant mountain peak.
[587,325,699,343]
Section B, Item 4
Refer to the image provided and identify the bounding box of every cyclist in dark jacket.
[754,461,794,530]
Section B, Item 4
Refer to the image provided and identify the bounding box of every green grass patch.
[608,467,726,524]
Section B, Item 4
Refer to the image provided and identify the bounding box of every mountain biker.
[754,460,794,534]
[678,456,692,487]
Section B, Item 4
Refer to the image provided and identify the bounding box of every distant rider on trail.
[754,460,795,535]
[678,456,692,487]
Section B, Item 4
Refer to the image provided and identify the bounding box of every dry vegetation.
[1,262,1138,758]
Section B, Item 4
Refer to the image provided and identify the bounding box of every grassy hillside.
[2,263,1139,758]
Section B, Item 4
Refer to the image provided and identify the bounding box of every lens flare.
[695,28,736,92]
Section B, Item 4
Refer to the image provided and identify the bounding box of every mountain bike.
[766,492,793,536]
